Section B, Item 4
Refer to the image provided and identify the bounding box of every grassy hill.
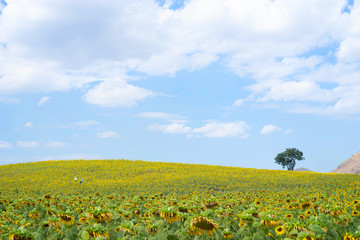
[331,150,360,174]
[0,159,353,196]
[1,159,360,239]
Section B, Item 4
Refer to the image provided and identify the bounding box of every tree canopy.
[275,148,305,171]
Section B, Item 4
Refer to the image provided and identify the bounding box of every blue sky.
[1,0,360,172]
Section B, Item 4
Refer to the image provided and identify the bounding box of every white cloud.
[284,129,293,134]
[138,112,186,122]
[38,96,50,106]
[259,81,334,103]
[0,0,359,114]
[0,140,13,149]
[83,80,156,107]
[0,96,20,104]
[45,141,66,148]
[261,124,282,134]
[75,120,99,128]
[96,131,119,139]
[233,99,245,107]
[24,122,33,127]
[65,120,99,129]
[148,121,250,138]
[17,141,39,148]
[192,121,250,138]
[337,3,360,63]
[148,123,192,134]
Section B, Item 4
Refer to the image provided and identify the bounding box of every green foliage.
[275,148,305,171]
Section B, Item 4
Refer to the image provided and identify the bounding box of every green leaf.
[252,222,261,228]
[253,233,263,240]
[288,229,298,235]
[309,224,325,235]
[80,230,90,240]
[328,229,340,239]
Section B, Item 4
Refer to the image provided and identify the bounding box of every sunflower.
[330,209,345,217]
[39,221,50,227]
[146,225,158,235]
[87,224,110,239]
[223,232,234,239]
[305,210,312,216]
[190,216,219,236]
[302,237,315,240]
[204,201,218,208]
[28,212,41,220]
[352,210,359,216]
[343,233,353,240]
[48,216,61,229]
[300,202,312,209]
[287,205,295,210]
[9,233,33,240]
[160,210,178,223]
[285,214,293,220]
[132,208,141,217]
[238,221,245,228]
[334,217,351,226]
[261,219,279,227]
[78,216,87,224]
[298,214,306,220]
[116,224,135,235]
[275,226,285,235]
[58,213,75,225]
[43,194,52,200]
[150,209,160,217]
[120,212,131,219]
[178,206,189,213]
[87,207,113,223]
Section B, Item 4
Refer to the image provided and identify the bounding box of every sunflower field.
[1,159,360,239]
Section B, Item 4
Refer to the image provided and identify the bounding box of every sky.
[0,0,360,173]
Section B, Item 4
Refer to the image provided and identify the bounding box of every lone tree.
[275,148,304,171]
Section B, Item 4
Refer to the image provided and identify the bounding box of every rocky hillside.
[331,150,360,174]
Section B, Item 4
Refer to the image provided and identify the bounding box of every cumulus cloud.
[44,141,66,148]
[0,140,13,149]
[64,120,99,129]
[24,122,33,127]
[38,96,50,106]
[138,112,186,122]
[0,0,359,113]
[261,124,282,134]
[17,141,39,148]
[96,131,119,138]
[148,123,192,134]
[192,121,250,138]
[148,121,250,138]
[83,80,156,107]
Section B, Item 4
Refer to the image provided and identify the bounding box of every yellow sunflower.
[275,226,285,235]
[302,237,315,240]
[352,210,359,216]
[298,214,306,220]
